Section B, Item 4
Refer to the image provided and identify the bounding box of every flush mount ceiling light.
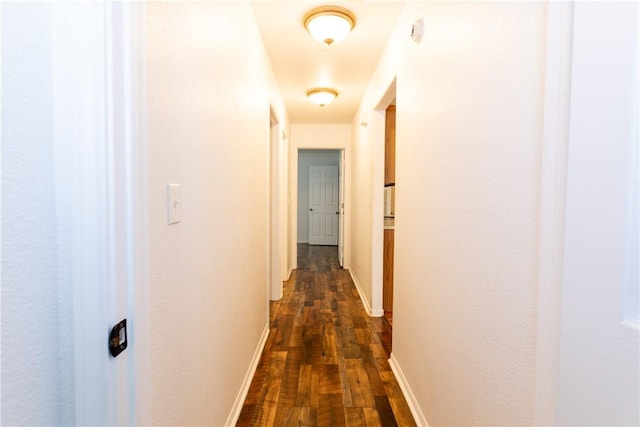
[307,88,339,107]
[304,6,356,46]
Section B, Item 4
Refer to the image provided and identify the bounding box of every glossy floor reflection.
[236,244,415,427]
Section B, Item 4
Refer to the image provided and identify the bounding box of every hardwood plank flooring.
[237,244,415,427]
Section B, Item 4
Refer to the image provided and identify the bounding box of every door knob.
[309,208,313,212]
[336,211,339,215]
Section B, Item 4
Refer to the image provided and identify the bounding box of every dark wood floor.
[237,244,416,427]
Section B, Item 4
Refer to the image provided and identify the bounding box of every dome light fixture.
[303,6,356,46]
[306,88,339,107]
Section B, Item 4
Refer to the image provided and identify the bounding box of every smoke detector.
[411,17,424,45]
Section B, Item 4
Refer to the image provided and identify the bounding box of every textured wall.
[1,4,63,425]
[394,3,545,424]
[291,125,351,149]
[349,121,375,308]
[145,2,285,424]
[354,2,546,425]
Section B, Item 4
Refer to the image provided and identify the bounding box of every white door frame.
[533,2,574,424]
[555,3,638,424]
[534,2,640,425]
[267,108,282,301]
[269,108,285,301]
[51,2,149,425]
[292,147,349,269]
[339,150,346,266]
[371,79,397,318]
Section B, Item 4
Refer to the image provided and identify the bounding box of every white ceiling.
[251,1,405,124]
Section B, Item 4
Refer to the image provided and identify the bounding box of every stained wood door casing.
[309,165,339,245]
[384,105,396,186]
[383,229,394,312]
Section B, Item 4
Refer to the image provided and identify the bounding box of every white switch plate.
[167,184,181,224]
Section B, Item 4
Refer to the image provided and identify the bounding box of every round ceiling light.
[306,88,339,107]
[303,6,356,46]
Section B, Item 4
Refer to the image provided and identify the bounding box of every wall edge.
[389,353,430,427]
[349,269,383,317]
[225,323,270,427]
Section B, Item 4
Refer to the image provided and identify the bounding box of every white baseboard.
[348,269,384,317]
[225,323,270,427]
[388,353,429,427]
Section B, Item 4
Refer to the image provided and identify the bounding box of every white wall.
[353,2,546,425]
[1,4,69,425]
[297,150,341,243]
[289,124,351,268]
[145,2,287,425]
[350,120,375,313]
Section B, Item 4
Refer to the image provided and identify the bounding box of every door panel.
[309,166,339,245]
[338,150,345,266]
[556,3,639,425]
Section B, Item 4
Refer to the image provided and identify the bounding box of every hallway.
[237,245,416,426]
[3,2,639,425]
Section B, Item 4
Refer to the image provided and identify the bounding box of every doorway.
[383,103,396,327]
[269,108,286,301]
[373,79,397,331]
[297,149,345,266]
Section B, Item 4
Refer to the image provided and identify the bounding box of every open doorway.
[269,107,287,301]
[382,102,396,327]
[372,78,396,332]
[297,149,345,266]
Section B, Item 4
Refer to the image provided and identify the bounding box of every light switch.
[167,184,182,224]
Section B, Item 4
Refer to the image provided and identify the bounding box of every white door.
[309,166,339,245]
[338,151,345,266]
[555,2,639,425]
